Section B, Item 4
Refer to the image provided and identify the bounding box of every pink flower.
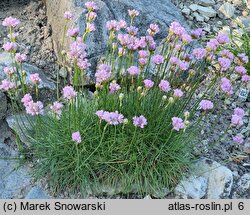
[179,61,189,71]
[96,110,105,119]
[25,101,44,116]
[106,20,119,31]
[64,11,74,20]
[152,55,164,65]
[3,42,17,52]
[181,33,192,44]
[67,27,80,37]
[172,117,185,131]
[192,48,207,60]
[170,57,179,65]
[133,115,147,128]
[231,115,243,126]
[3,67,15,75]
[77,59,91,70]
[138,50,149,58]
[233,134,244,144]
[67,41,87,61]
[127,26,138,35]
[191,28,204,39]
[173,89,183,97]
[98,111,124,125]
[118,47,126,56]
[30,73,41,85]
[109,81,121,94]
[206,38,219,51]
[95,64,111,83]
[50,101,64,117]
[128,9,140,17]
[21,94,33,107]
[216,33,230,44]
[0,79,15,91]
[199,100,213,111]
[169,21,186,36]
[220,77,233,95]
[159,80,171,92]
[219,50,234,61]
[85,1,98,11]
[218,57,231,72]
[2,16,20,27]
[234,108,245,118]
[143,79,154,89]
[235,66,247,75]
[139,58,147,65]
[86,11,97,21]
[237,53,249,64]
[242,75,250,82]
[86,23,96,32]
[15,53,27,63]
[7,32,19,39]
[147,23,160,36]
[118,20,127,29]
[72,131,81,144]
[127,66,140,76]
[62,85,77,100]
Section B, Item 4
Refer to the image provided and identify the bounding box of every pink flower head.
[147,23,160,36]
[192,48,207,60]
[7,32,19,39]
[231,115,243,126]
[118,47,126,56]
[179,61,189,71]
[64,11,74,20]
[220,77,233,95]
[159,80,171,92]
[172,117,185,131]
[85,1,98,11]
[67,41,87,61]
[106,20,119,31]
[191,28,205,39]
[138,50,149,58]
[77,59,91,70]
[127,66,140,76]
[137,37,147,49]
[86,11,97,22]
[143,79,154,89]
[50,101,64,117]
[233,134,244,144]
[218,57,231,72]
[152,54,164,65]
[237,53,249,64]
[2,16,20,28]
[0,79,15,91]
[206,38,219,51]
[86,23,96,32]
[25,101,44,116]
[118,20,127,29]
[128,9,140,18]
[133,115,147,128]
[173,89,184,98]
[21,93,33,107]
[139,58,147,65]
[15,53,27,63]
[3,67,15,75]
[67,27,80,37]
[99,111,124,125]
[169,21,186,36]
[181,33,192,44]
[242,75,250,82]
[30,73,41,85]
[219,50,234,61]
[216,33,230,44]
[234,108,245,118]
[199,100,214,111]
[235,66,247,75]
[3,42,17,52]
[72,131,81,144]
[95,64,111,83]
[170,57,179,65]
[109,81,121,94]
[62,85,77,100]
[127,26,138,36]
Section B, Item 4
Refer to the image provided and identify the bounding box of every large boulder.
[44,0,189,81]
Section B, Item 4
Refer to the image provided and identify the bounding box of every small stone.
[193,12,205,22]
[175,176,208,199]
[197,6,217,17]
[219,3,236,19]
[198,0,215,6]
[144,195,152,199]
[25,186,50,199]
[182,7,191,15]
[59,67,68,78]
[189,4,199,11]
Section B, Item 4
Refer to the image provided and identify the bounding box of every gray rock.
[45,0,189,83]
[219,3,235,19]
[25,186,50,199]
[0,52,55,91]
[175,176,208,199]
[239,16,250,29]
[6,114,33,146]
[0,93,7,121]
[189,4,199,11]
[196,6,217,18]
[182,7,191,15]
[0,121,12,143]
[196,158,233,199]
[198,0,215,6]
[193,12,205,22]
